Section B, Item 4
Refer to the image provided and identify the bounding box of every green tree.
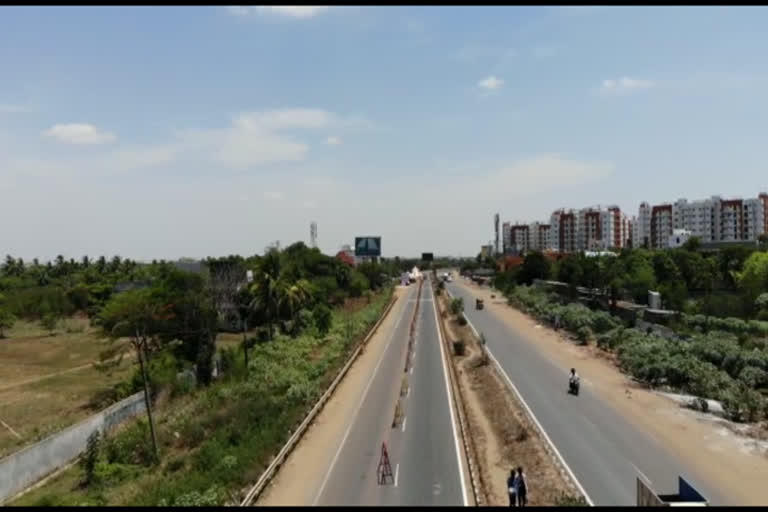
[99,288,163,462]
[249,249,282,340]
[518,251,551,286]
[682,236,701,252]
[737,251,768,304]
[279,278,313,335]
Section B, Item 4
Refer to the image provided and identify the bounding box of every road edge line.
[446,285,594,507]
[309,285,413,505]
[240,287,402,507]
[431,279,473,506]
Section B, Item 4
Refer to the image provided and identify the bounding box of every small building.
[667,229,692,249]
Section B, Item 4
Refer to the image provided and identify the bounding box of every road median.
[437,280,587,506]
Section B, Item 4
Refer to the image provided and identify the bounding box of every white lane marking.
[402,416,407,433]
[447,286,594,507]
[431,283,470,507]
[409,366,413,375]
[394,463,400,487]
[312,287,415,505]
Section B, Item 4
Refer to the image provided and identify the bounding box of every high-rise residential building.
[550,209,578,253]
[650,204,674,249]
[640,193,767,248]
[510,224,531,254]
[502,221,511,254]
[636,202,651,249]
[529,222,552,251]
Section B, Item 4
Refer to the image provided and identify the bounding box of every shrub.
[457,314,468,326]
[591,311,620,334]
[575,326,592,345]
[313,304,333,336]
[556,494,589,506]
[40,313,58,333]
[81,430,101,486]
[450,297,464,316]
[721,384,765,423]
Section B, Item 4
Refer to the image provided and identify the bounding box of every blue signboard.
[355,237,382,257]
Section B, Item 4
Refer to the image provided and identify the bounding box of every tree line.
[493,240,768,320]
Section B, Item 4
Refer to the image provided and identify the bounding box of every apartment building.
[650,204,674,249]
[640,193,767,249]
[502,221,511,254]
[549,209,578,253]
[635,202,652,249]
[530,222,552,251]
[509,224,531,254]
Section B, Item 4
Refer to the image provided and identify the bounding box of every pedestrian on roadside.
[507,468,517,506]
[515,466,529,507]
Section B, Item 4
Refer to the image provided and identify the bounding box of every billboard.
[421,252,434,261]
[355,237,382,257]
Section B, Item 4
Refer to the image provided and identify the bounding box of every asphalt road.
[446,279,726,506]
[314,279,467,506]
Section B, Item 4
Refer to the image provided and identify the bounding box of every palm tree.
[279,278,313,334]
[250,249,282,340]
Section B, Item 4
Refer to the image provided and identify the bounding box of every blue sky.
[2,6,768,260]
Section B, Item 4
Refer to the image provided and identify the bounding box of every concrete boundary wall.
[0,391,146,504]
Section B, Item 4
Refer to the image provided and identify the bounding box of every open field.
[10,289,394,506]
[0,318,134,457]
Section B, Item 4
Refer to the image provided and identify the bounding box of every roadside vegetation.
[3,243,401,505]
[488,241,768,423]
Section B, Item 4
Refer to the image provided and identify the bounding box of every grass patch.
[0,359,134,457]
[12,287,393,506]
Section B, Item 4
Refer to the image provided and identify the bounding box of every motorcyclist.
[568,368,580,393]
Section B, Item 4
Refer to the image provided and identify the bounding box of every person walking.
[515,466,529,507]
[507,468,517,506]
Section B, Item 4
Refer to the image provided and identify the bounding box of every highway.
[445,278,726,506]
[313,277,468,506]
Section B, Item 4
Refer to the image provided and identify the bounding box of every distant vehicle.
[475,298,484,310]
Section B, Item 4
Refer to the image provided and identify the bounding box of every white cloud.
[600,76,655,94]
[478,75,504,90]
[325,136,342,146]
[227,6,330,18]
[43,123,116,145]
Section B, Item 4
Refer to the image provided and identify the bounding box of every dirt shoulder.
[434,286,578,506]
[257,286,408,506]
[457,279,768,505]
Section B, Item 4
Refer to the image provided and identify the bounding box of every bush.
[81,430,101,486]
[575,326,592,345]
[313,304,333,336]
[457,314,468,326]
[556,494,589,506]
[450,297,464,316]
[40,313,58,333]
[721,384,765,423]
[591,311,620,334]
